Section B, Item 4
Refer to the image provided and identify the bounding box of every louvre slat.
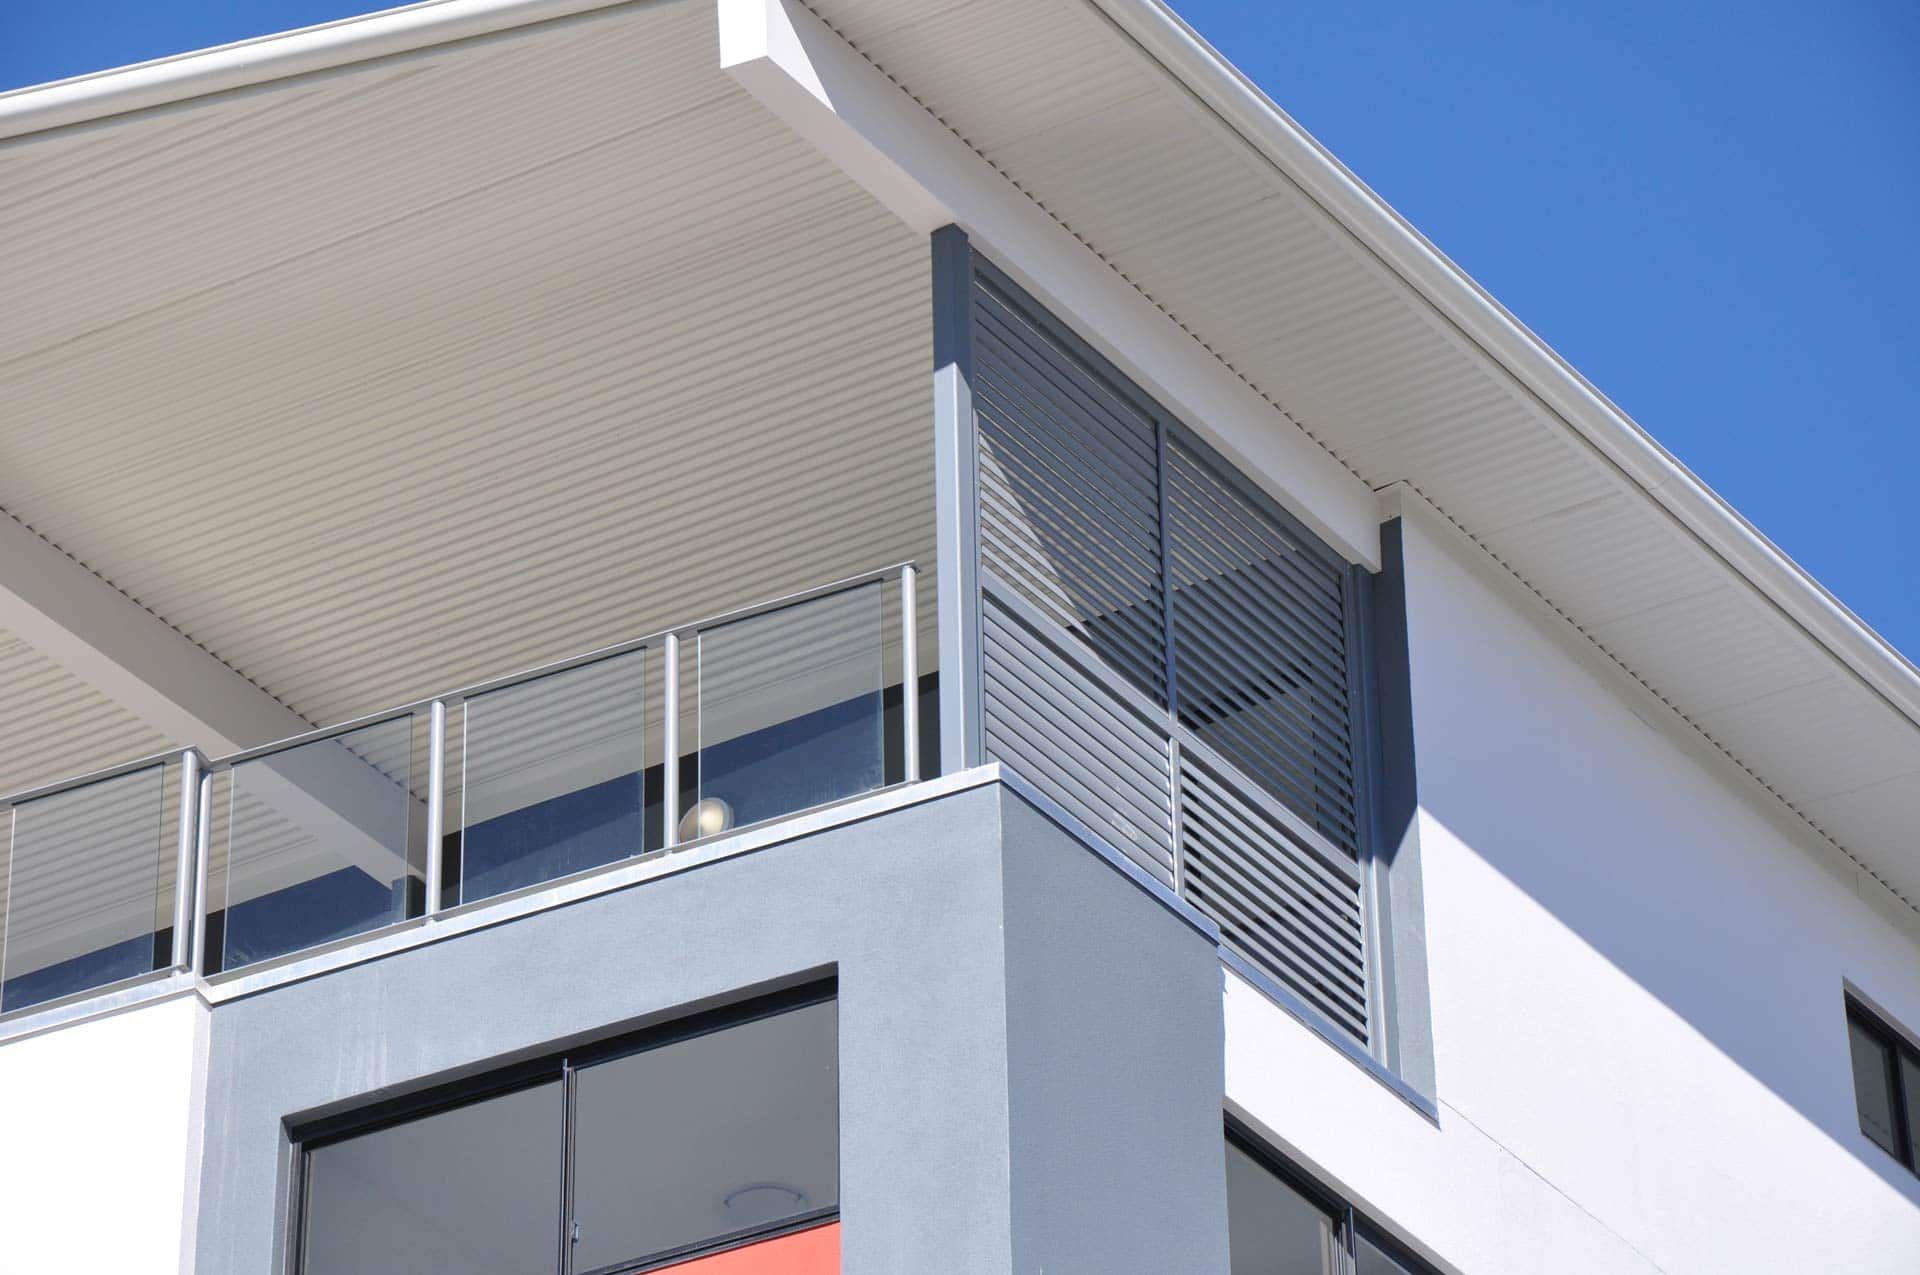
[1178,748,1371,1046]
[980,591,1174,886]
[1181,767,1363,922]
[974,265,1166,708]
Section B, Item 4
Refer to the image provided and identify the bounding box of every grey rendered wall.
[1000,793,1232,1275]
[194,780,1231,1274]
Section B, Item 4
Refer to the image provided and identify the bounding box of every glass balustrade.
[692,582,886,840]
[209,715,424,973]
[456,647,649,907]
[0,757,185,1014]
[0,564,923,997]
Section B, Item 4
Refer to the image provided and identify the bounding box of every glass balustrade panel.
[459,647,649,906]
[219,718,417,971]
[0,764,173,1013]
[692,585,885,842]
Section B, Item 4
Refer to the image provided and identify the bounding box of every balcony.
[0,565,928,1016]
[1,240,1403,1102]
[0,177,1400,1105]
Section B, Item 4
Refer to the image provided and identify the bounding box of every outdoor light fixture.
[722,1182,807,1227]
[676,795,734,842]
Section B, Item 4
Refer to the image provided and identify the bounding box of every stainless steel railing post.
[901,564,920,783]
[190,769,212,976]
[424,700,447,917]
[170,750,202,971]
[662,632,681,849]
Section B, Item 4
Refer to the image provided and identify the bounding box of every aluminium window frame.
[1846,994,1920,1174]
[284,979,840,1275]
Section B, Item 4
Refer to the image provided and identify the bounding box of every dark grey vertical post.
[1343,558,1388,1063]
[1364,518,1434,1097]
[932,224,983,773]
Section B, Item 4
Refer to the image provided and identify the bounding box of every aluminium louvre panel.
[979,574,1371,1047]
[1178,740,1370,1048]
[1164,435,1363,858]
[973,267,1168,707]
[981,584,1176,886]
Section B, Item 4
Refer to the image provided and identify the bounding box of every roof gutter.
[1086,0,1920,730]
[0,0,631,142]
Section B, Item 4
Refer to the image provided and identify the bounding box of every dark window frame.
[286,980,839,1275]
[1846,996,1920,1174]
[1226,1116,1438,1275]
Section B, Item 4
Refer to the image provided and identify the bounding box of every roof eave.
[1087,0,1920,731]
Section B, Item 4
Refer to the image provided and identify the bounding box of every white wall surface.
[1228,508,1920,1273]
[0,993,208,1275]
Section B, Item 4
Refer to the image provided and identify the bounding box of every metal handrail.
[0,563,924,991]
[0,745,204,810]
[197,561,919,772]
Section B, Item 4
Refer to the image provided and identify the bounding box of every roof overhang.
[0,0,1915,909]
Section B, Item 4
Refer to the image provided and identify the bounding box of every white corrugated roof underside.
[0,0,1912,914]
[0,0,935,788]
[799,0,1920,909]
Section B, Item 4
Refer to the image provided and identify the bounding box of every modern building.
[0,1,1915,1271]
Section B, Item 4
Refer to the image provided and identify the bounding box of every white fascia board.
[1088,0,1920,730]
[0,0,630,142]
[0,514,409,881]
[720,0,1382,569]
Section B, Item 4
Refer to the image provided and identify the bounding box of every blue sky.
[4,1,1916,657]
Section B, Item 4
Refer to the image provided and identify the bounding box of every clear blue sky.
[4,1,1916,657]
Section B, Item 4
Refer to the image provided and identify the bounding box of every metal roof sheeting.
[805,0,1920,907]
[0,1,935,798]
[0,0,1912,910]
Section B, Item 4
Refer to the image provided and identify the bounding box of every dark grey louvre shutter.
[1165,435,1361,859]
[972,270,1166,706]
[963,253,1374,1051]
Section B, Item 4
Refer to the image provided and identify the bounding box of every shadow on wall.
[1398,520,1920,1222]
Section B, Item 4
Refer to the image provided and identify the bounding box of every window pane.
[1225,1142,1337,1275]
[1849,1016,1903,1157]
[1356,1230,1421,1275]
[301,1080,563,1275]
[571,1000,838,1271]
[1902,1052,1920,1169]
[696,587,883,835]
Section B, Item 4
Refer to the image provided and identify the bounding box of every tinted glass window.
[1356,1230,1422,1275]
[302,1080,564,1275]
[1849,1014,1903,1157]
[571,999,838,1272]
[1225,1141,1337,1275]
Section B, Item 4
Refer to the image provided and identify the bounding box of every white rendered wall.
[1227,508,1920,1273]
[0,993,208,1274]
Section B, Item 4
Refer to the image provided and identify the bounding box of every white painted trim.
[720,0,1382,569]
[0,0,639,141]
[1087,0,1920,731]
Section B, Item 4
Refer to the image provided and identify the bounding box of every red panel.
[658,1222,840,1275]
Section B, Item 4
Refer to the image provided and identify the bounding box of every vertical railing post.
[170,749,202,971]
[900,563,920,783]
[662,632,681,849]
[190,768,212,976]
[424,700,446,917]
